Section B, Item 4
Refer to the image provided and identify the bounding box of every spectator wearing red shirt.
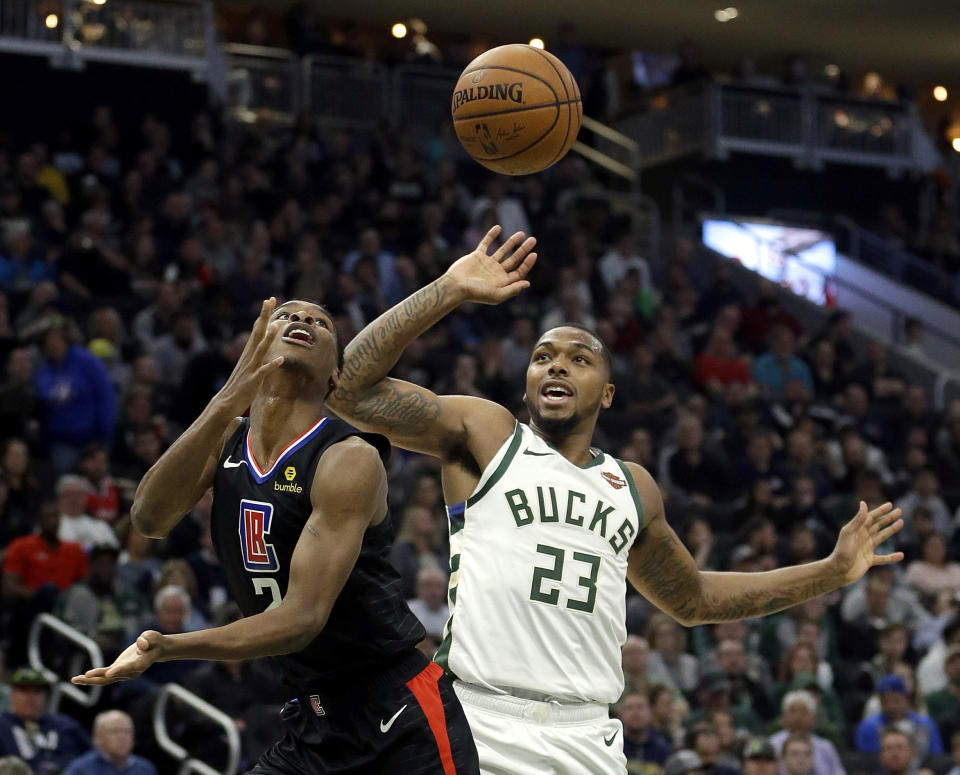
[695,327,754,394]
[78,443,119,523]
[2,501,87,664]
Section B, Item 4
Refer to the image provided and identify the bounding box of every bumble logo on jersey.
[274,466,303,494]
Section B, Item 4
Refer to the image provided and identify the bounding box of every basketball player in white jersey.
[328,225,904,774]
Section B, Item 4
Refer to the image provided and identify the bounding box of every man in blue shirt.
[0,668,90,773]
[62,710,155,775]
[619,690,673,769]
[856,675,943,760]
[752,323,814,400]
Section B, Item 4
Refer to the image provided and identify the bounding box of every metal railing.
[28,614,103,713]
[153,683,241,775]
[616,81,921,175]
[225,43,300,124]
[0,0,214,79]
[391,64,459,135]
[303,54,388,129]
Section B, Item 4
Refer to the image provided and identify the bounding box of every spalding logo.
[453,82,524,112]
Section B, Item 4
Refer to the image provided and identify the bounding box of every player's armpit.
[330,378,515,464]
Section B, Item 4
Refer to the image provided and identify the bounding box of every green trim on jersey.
[542,438,606,469]
[466,423,523,507]
[616,458,645,532]
[436,552,461,675]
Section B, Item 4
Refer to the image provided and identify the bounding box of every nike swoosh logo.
[522,449,552,456]
[223,458,247,469]
[604,730,619,747]
[380,705,407,733]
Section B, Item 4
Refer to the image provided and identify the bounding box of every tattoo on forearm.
[338,278,452,390]
[636,531,838,624]
[346,383,442,434]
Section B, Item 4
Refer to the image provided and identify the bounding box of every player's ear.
[326,367,341,399]
[600,382,615,410]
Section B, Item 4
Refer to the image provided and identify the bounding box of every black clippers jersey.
[211,416,425,691]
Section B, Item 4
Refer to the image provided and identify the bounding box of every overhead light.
[953,138,960,153]
[714,9,731,21]
[45,13,58,28]
[824,64,839,78]
[528,37,545,49]
[725,7,739,18]
[91,0,106,5]
[391,22,407,39]
[934,85,948,102]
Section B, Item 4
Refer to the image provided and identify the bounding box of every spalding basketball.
[451,44,582,175]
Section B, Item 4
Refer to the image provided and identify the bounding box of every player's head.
[265,299,343,396]
[523,324,614,439]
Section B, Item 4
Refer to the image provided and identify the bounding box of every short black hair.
[540,322,613,378]
[278,299,343,372]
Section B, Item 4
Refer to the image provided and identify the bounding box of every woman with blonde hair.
[154,559,208,631]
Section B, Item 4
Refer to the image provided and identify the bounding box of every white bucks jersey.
[436,422,644,704]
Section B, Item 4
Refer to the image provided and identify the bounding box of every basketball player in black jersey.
[73,297,479,775]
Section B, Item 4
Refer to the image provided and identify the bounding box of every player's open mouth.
[281,323,315,348]
[540,380,574,405]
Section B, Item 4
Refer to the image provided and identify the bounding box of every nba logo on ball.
[451,43,582,175]
[309,695,325,716]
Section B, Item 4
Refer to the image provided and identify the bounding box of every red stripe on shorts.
[405,661,457,775]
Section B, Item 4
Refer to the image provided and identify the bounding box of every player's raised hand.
[445,225,538,305]
[72,631,167,686]
[829,501,904,585]
[215,297,285,414]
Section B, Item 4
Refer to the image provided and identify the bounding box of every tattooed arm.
[623,462,904,625]
[328,226,537,460]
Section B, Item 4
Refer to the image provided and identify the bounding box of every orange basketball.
[451,44,582,176]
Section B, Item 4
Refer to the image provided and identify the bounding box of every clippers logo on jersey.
[309,695,326,716]
[239,499,279,572]
[601,471,627,490]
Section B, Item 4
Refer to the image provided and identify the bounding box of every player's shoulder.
[619,460,665,520]
[316,435,386,480]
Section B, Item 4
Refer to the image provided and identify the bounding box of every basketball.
[451,44,582,175]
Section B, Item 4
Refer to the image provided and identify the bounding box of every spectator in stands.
[664,750,708,775]
[616,344,678,439]
[752,324,814,401]
[0,667,90,772]
[944,731,960,775]
[34,319,116,474]
[695,327,753,395]
[686,722,740,775]
[389,502,447,596]
[77,444,119,524]
[849,341,905,403]
[59,544,146,660]
[599,231,651,294]
[924,646,960,740]
[859,623,911,694]
[154,560,208,632]
[0,350,36,442]
[876,727,915,775]
[689,673,762,734]
[147,309,206,390]
[715,638,774,720]
[619,690,673,769]
[769,690,845,775]
[904,533,960,597]
[406,566,448,638]
[56,475,117,550]
[780,736,815,775]
[742,739,777,775]
[133,585,202,687]
[856,675,942,758]
[62,710,155,775]
[648,613,700,695]
[665,414,730,510]
[895,469,953,545]
[3,501,87,663]
[0,438,38,549]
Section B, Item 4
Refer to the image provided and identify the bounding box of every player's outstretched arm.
[130,298,285,538]
[328,225,536,458]
[73,438,384,684]
[623,462,904,626]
